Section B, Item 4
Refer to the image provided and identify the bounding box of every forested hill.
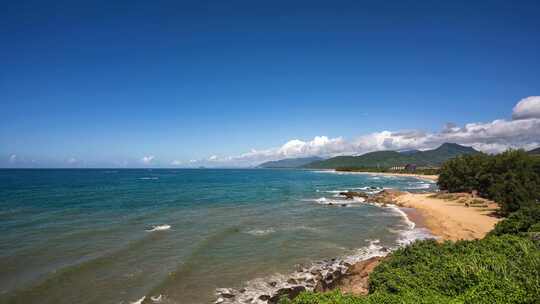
[257,156,324,168]
[303,143,479,169]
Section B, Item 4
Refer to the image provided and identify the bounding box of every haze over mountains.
[257,157,324,168]
[257,143,480,169]
[528,147,540,155]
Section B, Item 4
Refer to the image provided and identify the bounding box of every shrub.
[489,205,540,236]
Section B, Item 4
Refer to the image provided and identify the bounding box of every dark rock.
[239,288,246,293]
[268,286,306,304]
[259,294,271,301]
[216,288,235,299]
[268,281,277,287]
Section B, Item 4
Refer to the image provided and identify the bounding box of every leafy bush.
[283,235,540,304]
[489,205,540,236]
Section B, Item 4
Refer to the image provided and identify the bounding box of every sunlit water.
[0,169,436,304]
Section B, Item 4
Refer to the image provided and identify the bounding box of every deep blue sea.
[0,169,436,304]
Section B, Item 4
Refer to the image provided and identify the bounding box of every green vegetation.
[279,149,540,304]
[281,234,540,304]
[304,143,478,169]
[280,214,540,304]
[438,150,540,215]
[489,206,540,236]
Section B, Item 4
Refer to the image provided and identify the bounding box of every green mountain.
[257,156,324,168]
[528,147,540,155]
[304,143,479,169]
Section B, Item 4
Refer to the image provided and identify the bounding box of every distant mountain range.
[304,143,479,169]
[528,147,540,155]
[257,156,324,168]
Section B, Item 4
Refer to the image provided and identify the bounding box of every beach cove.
[215,171,501,304]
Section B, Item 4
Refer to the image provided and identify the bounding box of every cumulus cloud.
[9,154,17,163]
[141,155,155,164]
[171,160,183,166]
[512,96,540,120]
[205,96,540,166]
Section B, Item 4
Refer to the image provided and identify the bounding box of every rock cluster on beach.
[215,258,351,304]
[215,238,391,304]
[215,253,390,304]
[370,189,405,206]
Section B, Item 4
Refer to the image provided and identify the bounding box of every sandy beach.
[394,192,500,241]
[333,190,502,296]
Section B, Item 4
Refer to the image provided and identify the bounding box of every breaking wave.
[146,225,171,232]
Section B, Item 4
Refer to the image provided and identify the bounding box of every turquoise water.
[0,169,436,304]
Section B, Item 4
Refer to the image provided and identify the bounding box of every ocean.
[0,169,437,304]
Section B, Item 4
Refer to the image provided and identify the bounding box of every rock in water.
[339,191,369,200]
[371,189,404,205]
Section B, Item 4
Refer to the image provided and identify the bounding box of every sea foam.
[146,224,171,232]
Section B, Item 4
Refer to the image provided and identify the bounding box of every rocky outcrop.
[339,191,369,200]
[328,256,383,296]
[371,189,405,205]
[215,257,359,303]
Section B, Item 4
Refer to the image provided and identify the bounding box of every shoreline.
[347,171,439,182]
[216,176,500,303]
[216,192,438,303]
[393,192,500,241]
[329,190,501,297]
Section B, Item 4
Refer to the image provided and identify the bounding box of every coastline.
[216,175,501,303]
[329,191,501,297]
[351,171,439,182]
[313,169,439,182]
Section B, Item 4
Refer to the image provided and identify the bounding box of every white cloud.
[8,154,17,163]
[67,157,78,164]
[208,155,218,161]
[205,96,540,166]
[141,155,155,164]
[171,160,183,166]
[512,96,540,120]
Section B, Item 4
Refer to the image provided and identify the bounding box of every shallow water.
[0,169,436,304]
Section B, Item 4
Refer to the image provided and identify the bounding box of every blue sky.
[2,0,540,167]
